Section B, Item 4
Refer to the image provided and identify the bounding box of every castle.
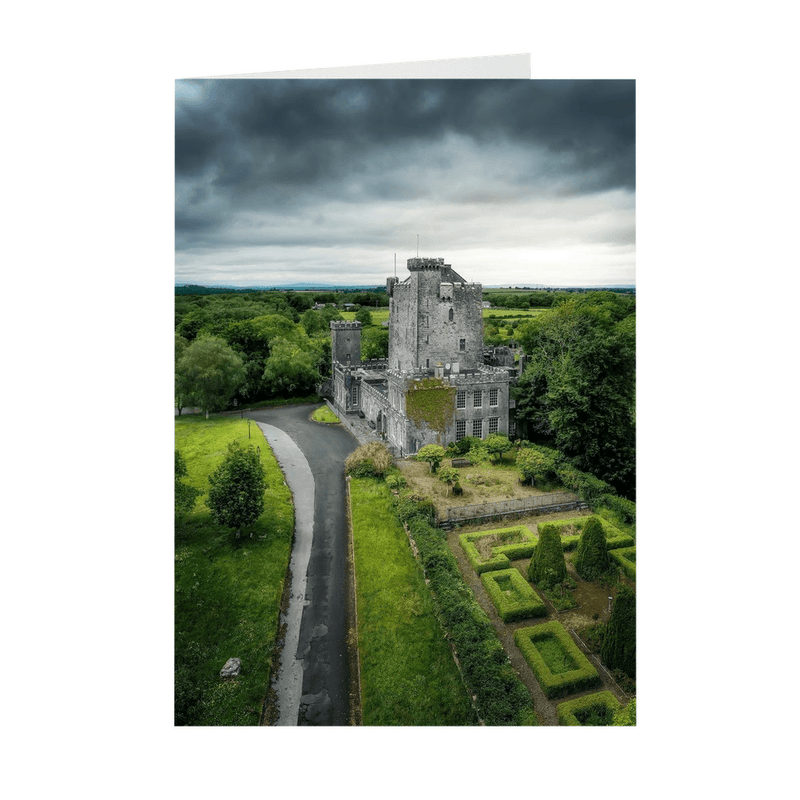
[330,257,521,456]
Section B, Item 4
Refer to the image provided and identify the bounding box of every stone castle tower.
[386,257,484,373]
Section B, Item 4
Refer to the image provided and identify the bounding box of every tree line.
[175,290,390,416]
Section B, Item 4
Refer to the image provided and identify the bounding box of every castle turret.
[330,320,362,369]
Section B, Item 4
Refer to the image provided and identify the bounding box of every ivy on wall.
[405,377,457,442]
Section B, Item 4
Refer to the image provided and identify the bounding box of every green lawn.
[310,404,340,424]
[175,415,294,725]
[350,477,477,725]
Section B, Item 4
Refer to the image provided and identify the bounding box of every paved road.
[246,405,358,726]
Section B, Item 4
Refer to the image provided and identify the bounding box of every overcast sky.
[175,79,635,288]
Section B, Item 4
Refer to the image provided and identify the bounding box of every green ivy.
[405,378,457,441]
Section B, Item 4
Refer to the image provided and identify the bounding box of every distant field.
[340,308,546,325]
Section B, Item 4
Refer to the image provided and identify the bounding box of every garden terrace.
[444,492,585,528]
[459,525,538,574]
[514,621,600,699]
[557,690,622,726]
[480,569,547,622]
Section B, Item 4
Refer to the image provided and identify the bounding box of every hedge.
[459,526,538,574]
[514,621,599,699]
[481,569,547,622]
[557,690,621,726]
[600,493,636,525]
[610,546,636,581]
[541,516,633,552]
[398,500,536,725]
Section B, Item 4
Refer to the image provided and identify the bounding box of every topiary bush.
[574,516,610,580]
[481,569,547,622]
[527,523,567,589]
[609,546,636,581]
[601,585,636,678]
[345,441,393,478]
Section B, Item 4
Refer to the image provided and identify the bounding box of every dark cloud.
[175,79,635,286]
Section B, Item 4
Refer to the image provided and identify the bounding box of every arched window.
[448,308,454,322]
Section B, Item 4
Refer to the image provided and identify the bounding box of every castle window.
[456,420,466,440]
[489,388,499,406]
[456,391,466,409]
[459,339,466,351]
[346,353,351,364]
[473,391,482,408]
[449,308,454,322]
[351,384,358,406]
[509,420,517,436]
[472,419,483,437]
[488,417,499,434]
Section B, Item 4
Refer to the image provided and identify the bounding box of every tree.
[612,697,636,726]
[601,586,636,679]
[354,307,373,326]
[574,516,610,581]
[415,444,446,473]
[207,441,267,538]
[437,466,461,496]
[175,450,200,517]
[527,523,567,589]
[361,326,389,359]
[485,433,512,462]
[515,444,560,486]
[261,336,322,396]
[176,336,245,418]
[513,293,635,498]
[175,334,190,415]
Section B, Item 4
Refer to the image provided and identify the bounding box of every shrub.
[514,622,599,699]
[345,441,393,478]
[460,527,537,574]
[516,444,561,485]
[601,585,636,678]
[395,500,534,725]
[574,516,610,581]
[527,523,567,589]
[385,472,407,492]
[557,691,621,726]
[613,697,636,726]
[601,493,636,525]
[481,569,547,622]
[609,546,636,581]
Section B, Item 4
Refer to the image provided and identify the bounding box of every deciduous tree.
[176,336,245,418]
[175,450,200,517]
[415,444,446,473]
[207,441,266,538]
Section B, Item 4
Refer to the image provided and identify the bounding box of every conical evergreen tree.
[574,516,609,580]
[527,523,567,589]
[601,586,636,678]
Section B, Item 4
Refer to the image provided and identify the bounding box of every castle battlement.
[407,257,447,271]
[329,320,362,330]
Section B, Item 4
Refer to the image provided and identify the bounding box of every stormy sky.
[175,79,635,287]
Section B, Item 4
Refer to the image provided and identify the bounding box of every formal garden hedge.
[541,515,634,552]
[557,690,621,726]
[480,568,547,622]
[394,496,536,725]
[609,546,636,581]
[514,621,599,699]
[459,526,538,574]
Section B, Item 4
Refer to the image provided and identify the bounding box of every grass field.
[340,308,546,326]
[174,415,294,725]
[349,476,476,725]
